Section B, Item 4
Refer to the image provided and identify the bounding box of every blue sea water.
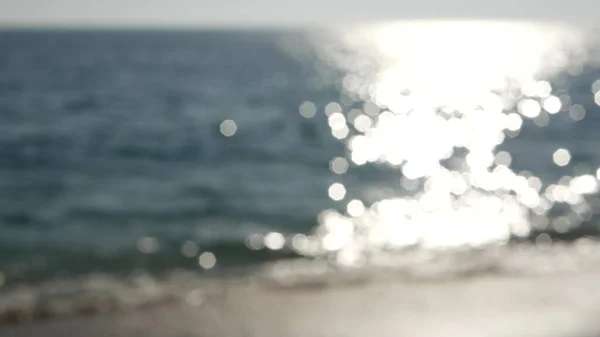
[0,30,349,281]
[2,24,600,319]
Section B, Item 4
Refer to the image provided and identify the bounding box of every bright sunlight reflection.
[294,21,596,264]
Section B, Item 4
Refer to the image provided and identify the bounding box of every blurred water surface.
[2,21,600,320]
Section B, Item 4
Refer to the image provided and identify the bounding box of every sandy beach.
[1,271,600,337]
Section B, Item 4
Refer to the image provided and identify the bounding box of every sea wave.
[1,239,600,324]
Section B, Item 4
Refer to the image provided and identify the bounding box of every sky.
[0,0,598,28]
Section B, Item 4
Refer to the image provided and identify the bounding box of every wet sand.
[1,271,600,337]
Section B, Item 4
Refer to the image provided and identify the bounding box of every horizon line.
[0,17,587,31]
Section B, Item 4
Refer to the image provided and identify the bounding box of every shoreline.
[1,271,600,337]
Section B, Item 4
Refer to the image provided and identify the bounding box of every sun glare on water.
[290,21,599,264]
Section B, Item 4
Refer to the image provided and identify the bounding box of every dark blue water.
[0,30,347,281]
[1,28,600,290]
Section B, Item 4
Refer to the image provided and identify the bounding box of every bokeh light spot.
[180,241,198,258]
[569,104,586,121]
[330,157,349,174]
[553,148,571,167]
[591,79,600,94]
[325,102,342,116]
[518,99,541,118]
[246,234,265,250]
[198,252,217,269]
[328,183,347,201]
[595,92,600,106]
[494,151,512,167]
[264,232,285,250]
[346,199,365,217]
[332,126,350,139]
[299,101,317,118]
[353,115,373,132]
[542,95,562,114]
[506,113,523,131]
[220,119,237,137]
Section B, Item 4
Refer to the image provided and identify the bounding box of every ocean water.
[2,21,600,322]
[0,29,344,279]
